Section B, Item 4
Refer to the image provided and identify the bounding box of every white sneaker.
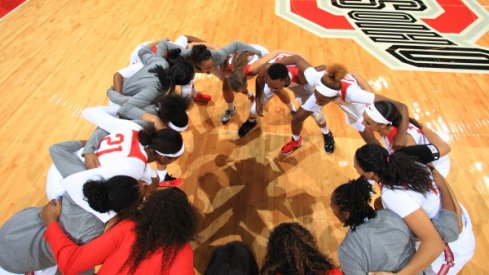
[221,107,236,124]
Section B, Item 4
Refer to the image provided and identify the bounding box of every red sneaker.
[158,174,184,187]
[280,137,304,155]
[193,91,212,103]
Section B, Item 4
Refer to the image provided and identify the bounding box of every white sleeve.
[174,35,189,48]
[81,105,142,133]
[381,189,420,218]
[344,85,375,104]
[303,67,322,86]
[117,63,144,79]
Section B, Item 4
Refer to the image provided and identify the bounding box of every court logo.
[276,0,489,73]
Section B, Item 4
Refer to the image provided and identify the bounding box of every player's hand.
[84,153,101,169]
[41,198,62,225]
[391,132,408,150]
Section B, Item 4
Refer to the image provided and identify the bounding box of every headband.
[155,143,185,158]
[315,79,340,97]
[168,121,188,132]
[365,103,392,125]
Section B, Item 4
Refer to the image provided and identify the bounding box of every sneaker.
[238,120,257,137]
[323,131,335,153]
[221,107,236,124]
[280,137,304,155]
[158,174,184,187]
[193,91,212,103]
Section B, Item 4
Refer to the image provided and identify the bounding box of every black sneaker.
[238,120,257,137]
[323,131,335,153]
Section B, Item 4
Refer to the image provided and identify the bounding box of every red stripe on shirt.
[437,243,455,275]
[128,130,147,163]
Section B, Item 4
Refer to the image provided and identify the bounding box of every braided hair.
[332,178,376,231]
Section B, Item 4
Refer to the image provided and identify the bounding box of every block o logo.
[276,0,489,73]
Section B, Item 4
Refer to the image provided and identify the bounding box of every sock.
[292,134,301,141]
[248,117,256,123]
[227,102,235,111]
[157,170,168,181]
[247,91,253,98]
[320,127,330,135]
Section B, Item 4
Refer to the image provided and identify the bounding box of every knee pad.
[311,111,326,125]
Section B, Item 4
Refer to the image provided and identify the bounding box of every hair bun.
[83,180,111,213]
[326,64,348,81]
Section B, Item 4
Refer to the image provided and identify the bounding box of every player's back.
[96,129,147,167]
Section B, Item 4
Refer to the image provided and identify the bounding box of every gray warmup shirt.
[338,210,416,274]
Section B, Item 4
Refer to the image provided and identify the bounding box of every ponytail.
[149,65,175,95]
[355,144,433,194]
[228,71,247,92]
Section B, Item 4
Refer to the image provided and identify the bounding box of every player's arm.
[212,41,263,66]
[82,105,140,133]
[275,55,312,72]
[254,69,267,116]
[113,72,124,92]
[420,124,451,157]
[247,50,299,75]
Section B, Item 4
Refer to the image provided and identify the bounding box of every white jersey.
[57,106,159,222]
[301,67,374,131]
[381,180,441,219]
[380,179,475,274]
[381,123,451,177]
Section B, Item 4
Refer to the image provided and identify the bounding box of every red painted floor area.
[0,0,26,18]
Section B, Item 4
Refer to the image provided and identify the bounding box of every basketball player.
[155,39,265,123]
[125,35,215,103]
[277,55,409,155]
[363,100,451,177]
[0,118,185,274]
[237,55,332,148]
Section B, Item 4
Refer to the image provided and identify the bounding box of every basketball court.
[0,0,488,273]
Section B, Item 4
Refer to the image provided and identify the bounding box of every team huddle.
[0,35,476,274]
